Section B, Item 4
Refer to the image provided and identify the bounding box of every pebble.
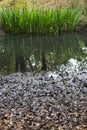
[0,71,87,130]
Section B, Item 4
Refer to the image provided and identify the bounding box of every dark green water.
[0,32,87,75]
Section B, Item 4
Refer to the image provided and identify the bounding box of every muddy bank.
[0,70,87,130]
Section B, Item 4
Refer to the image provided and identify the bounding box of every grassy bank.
[0,0,87,35]
[0,6,81,34]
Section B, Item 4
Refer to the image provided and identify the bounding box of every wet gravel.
[0,71,87,130]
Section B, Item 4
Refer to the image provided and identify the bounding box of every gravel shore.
[0,71,87,130]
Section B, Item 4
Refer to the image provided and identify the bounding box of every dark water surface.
[0,32,87,75]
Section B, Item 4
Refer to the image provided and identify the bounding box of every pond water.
[0,32,87,75]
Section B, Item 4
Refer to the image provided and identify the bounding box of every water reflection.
[0,32,87,75]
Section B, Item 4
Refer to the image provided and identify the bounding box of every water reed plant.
[0,5,81,34]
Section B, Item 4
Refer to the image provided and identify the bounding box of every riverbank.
[0,1,87,130]
[0,70,87,130]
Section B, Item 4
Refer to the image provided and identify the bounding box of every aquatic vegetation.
[0,6,81,34]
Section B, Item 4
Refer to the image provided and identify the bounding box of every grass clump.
[0,5,81,34]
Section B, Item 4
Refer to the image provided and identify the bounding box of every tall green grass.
[0,6,81,34]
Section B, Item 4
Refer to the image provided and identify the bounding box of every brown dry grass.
[0,0,86,9]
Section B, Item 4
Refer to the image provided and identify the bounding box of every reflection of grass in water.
[0,5,81,34]
[0,33,86,74]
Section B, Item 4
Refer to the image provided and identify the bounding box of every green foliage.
[0,6,81,34]
[65,7,81,31]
